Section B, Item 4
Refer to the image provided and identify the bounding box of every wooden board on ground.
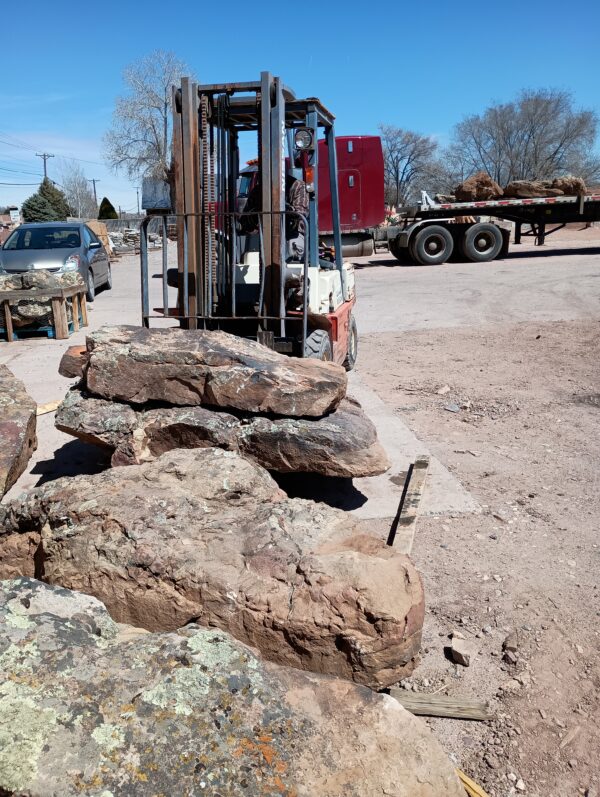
[389,688,493,721]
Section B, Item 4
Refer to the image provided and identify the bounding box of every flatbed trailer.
[375,192,600,265]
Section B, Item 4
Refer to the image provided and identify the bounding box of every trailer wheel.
[343,315,358,371]
[461,223,503,262]
[304,329,332,361]
[411,225,454,265]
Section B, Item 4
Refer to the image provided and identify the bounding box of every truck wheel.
[343,315,358,371]
[461,223,503,262]
[389,237,413,264]
[304,329,332,361]
[411,225,454,265]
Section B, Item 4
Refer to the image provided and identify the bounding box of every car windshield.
[3,227,81,251]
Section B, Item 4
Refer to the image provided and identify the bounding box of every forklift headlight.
[294,128,314,151]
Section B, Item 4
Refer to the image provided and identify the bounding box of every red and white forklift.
[140,72,359,368]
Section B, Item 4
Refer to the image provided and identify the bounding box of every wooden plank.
[2,299,13,342]
[71,294,80,331]
[37,399,61,416]
[456,769,491,797]
[399,456,430,527]
[80,293,88,327]
[51,297,69,340]
[389,689,493,721]
[0,284,83,302]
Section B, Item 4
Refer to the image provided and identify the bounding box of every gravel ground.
[353,230,600,797]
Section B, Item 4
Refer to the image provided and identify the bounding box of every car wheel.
[86,270,95,302]
[105,265,112,290]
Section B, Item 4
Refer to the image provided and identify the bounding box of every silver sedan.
[0,222,111,301]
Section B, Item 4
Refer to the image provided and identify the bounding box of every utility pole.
[35,152,54,179]
[136,187,140,215]
[88,178,100,205]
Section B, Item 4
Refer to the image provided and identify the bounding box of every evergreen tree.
[21,194,57,222]
[98,196,118,219]
[38,177,72,219]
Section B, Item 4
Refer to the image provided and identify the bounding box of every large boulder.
[81,325,347,417]
[454,171,503,201]
[0,448,422,689]
[55,388,390,477]
[551,175,587,196]
[0,578,464,797]
[0,365,37,498]
[503,180,564,198]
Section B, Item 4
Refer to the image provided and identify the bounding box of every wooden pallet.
[0,284,88,342]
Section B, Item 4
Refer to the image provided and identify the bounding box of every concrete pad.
[347,372,480,522]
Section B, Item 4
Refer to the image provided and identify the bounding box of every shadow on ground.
[273,472,368,511]
[31,439,111,486]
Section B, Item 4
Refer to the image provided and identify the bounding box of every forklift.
[140,72,358,368]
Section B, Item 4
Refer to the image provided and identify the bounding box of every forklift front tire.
[304,329,332,361]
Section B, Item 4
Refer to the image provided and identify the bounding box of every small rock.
[437,385,451,395]
[503,632,519,653]
[448,636,471,667]
[482,625,493,634]
[503,650,518,665]
[568,759,578,769]
[444,403,460,413]
[516,778,526,791]
[539,709,547,719]
[508,772,517,783]
[484,753,500,769]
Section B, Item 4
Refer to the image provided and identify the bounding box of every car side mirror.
[89,241,101,249]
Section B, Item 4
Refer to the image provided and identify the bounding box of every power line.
[0,134,104,166]
[0,182,40,186]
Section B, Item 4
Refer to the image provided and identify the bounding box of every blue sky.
[1,0,599,210]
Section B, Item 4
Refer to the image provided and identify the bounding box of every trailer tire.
[343,315,358,371]
[461,223,503,262]
[304,329,332,361]
[411,225,454,265]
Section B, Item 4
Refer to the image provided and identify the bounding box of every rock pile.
[0,365,37,497]
[0,447,423,689]
[0,578,463,796]
[56,325,390,477]
[0,270,84,327]
[454,172,588,202]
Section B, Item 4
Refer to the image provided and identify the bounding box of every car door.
[84,226,108,283]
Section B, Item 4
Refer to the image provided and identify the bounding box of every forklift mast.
[140,73,346,356]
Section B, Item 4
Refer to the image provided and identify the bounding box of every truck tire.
[389,236,413,265]
[411,225,454,265]
[461,223,503,262]
[343,315,358,371]
[304,329,332,361]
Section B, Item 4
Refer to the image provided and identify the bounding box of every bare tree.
[378,125,438,206]
[447,89,600,186]
[59,161,97,218]
[104,50,191,180]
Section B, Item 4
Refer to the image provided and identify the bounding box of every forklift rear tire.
[461,223,503,262]
[343,315,358,371]
[411,225,454,265]
[304,329,332,361]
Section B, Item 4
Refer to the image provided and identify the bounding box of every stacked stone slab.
[0,365,37,498]
[0,447,422,689]
[0,270,83,328]
[56,325,390,477]
[0,578,464,796]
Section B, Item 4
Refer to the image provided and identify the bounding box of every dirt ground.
[2,227,600,796]
[356,260,600,793]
